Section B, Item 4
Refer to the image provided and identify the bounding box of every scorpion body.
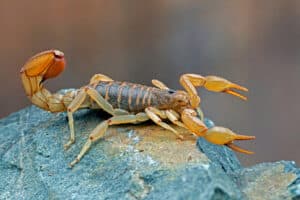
[20,50,255,167]
[92,81,188,113]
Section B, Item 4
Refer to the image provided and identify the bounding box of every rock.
[233,161,300,200]
[0,106,299,200]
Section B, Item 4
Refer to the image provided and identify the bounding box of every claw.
[204,76,248,101]
[226,143,254,154]
[224,89,247,101]
[181,109,255,154]
[203,126,255,154]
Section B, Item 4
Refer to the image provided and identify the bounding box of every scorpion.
[20,50,255,167]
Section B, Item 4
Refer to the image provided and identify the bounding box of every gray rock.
[0,106,299,200]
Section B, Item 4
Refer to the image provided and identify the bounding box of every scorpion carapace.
[20,50,255,167]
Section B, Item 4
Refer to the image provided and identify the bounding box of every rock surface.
[0,106,299,200]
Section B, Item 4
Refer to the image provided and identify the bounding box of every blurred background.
[0,1,299,166]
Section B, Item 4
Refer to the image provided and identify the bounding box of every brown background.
[0,1,299,166]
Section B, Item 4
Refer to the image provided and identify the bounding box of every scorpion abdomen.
[94,81,174,113]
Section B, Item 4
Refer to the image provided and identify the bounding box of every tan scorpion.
[20,50,255,167]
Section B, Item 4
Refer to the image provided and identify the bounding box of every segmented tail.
[20,50,73,112]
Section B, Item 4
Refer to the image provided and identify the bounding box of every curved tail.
[20,50,71,112]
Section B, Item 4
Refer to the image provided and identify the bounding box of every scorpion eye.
[168,89,176,94]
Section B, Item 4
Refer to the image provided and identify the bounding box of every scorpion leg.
[69,113,149,168]
[196,107,204,121]
[65,89,87,149]
[145,107,183,139]
[146,107,167,119]
[85,87,115,115]
[113,109,130,115]
[89,73,128,116]
[181,108,255,154]
[180,74,248,108]
[89,73,113,86]
[165,110,187,129]
[85,87,131,116]
[152,79,169,90]
[65,86,118,149]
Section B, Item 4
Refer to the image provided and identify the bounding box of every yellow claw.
[204,76,248,101]
[203,126,255,154]
[181,109,255,154]
[226,143,254,155]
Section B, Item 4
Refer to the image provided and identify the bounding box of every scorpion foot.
[69,158,79,168]
[64,140,75,150]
